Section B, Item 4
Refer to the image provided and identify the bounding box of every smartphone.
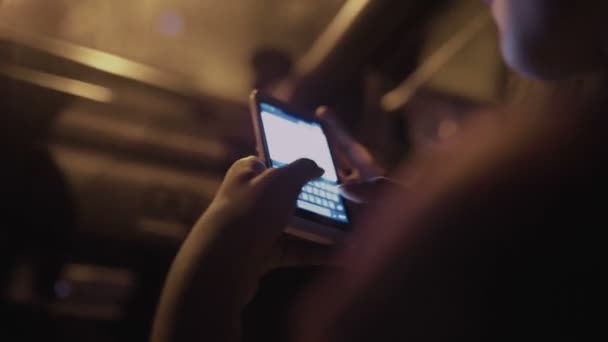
[250,90,351,244]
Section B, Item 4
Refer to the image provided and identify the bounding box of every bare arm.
[151,212,245,342]
[151,157,327,342]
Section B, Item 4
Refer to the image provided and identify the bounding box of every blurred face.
[488,0,608,79]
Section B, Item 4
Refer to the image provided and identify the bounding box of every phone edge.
[249,89,347,245]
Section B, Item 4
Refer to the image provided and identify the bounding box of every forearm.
[151,216,249,342]
[151,285,242,342]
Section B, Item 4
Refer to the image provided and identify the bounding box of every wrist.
[179,213,265,304]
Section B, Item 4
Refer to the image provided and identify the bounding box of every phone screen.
[259,102,349,223]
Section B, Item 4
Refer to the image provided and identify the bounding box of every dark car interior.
[1,0,510,341]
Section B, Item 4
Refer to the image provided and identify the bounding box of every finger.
[315,106,358,172]
[246,160,324,240]
[316,107,359,178]
[256,158,324,197]
[315,106,356,151]
[338,168,356,182]
[227,156,267,182]
[316,106,365,176]
[278,237,338,268]
[316,107,383,179]
[338,177,402,204]
[338,180,380,204]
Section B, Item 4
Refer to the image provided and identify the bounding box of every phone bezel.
[249,90,352,233]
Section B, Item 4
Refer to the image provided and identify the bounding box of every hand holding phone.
[151,155,334,342]
[315,106,384,182]
[250,90,352,244]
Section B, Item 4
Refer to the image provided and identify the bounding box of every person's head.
[489,0,608,80]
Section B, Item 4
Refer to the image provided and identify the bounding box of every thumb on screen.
[258,158,324,199]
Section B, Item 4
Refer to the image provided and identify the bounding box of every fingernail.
[336,184,350,194]
[338,180,362,189]
[315,106,328,118]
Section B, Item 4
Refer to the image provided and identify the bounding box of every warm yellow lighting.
[382,13,492,112]
[297,0,370,75]
[0,63,114,102]
[0,23,199,96]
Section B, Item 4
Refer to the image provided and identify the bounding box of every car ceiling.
[0,0,346,100]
